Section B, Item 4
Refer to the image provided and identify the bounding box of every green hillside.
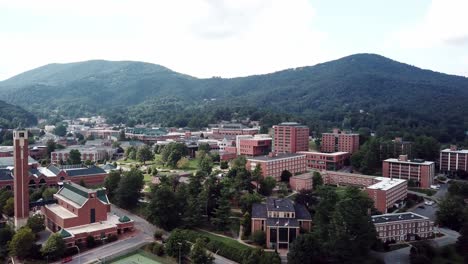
[0,54,467,142]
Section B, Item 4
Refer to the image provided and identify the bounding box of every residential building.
[382,155,435,188]
[372,212,434,242]
[211,123,259,138]
[320,171,407,213]
[272,122,309,154]
[297,151,349,171]
[42,181,134,247]
[51,145,116,164]
[246,153,307,181]
[251,198,312,250]
[439,145,468,174]
[321,128,360,154]
[236,135,272,156]
[289,172,314,191]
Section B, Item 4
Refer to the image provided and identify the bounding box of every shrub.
[252,230,266,246]
[107,234,118,243]
[154,230,163,240]
[86,235,96,248]
[152,243,165,256]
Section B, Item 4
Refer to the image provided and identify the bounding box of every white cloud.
[0,0,326,80]
[390,0,468,49]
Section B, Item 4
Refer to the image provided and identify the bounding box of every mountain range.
[0,54,467,142]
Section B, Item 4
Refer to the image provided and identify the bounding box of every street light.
[72,245,81,264]
[177,242,182,264]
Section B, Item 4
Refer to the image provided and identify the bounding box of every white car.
[430,185,440,190]
[424,200,434,206]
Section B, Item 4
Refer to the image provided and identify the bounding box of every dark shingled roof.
[266,218,299,227]
[294,204,312,220]
[252,203,267,218]
[65,166,106,177]
[0,156,38,168]
[0,169,13,181]
[267,198,295,212]
[119,215,131,223]
[48,165,61,175]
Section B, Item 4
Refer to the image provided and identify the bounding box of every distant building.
[296,170,407,213]
[42,181,134,247]
[297,151,349,171]
[251,198,312,250]
[236,135,272,156]
[382,155,435,188]
[272,122,309,154]
[372,212,434,242]
[211,125,259,138]
[321,128,359,154]
[439,145,468,174]
[51,145,116,163]
[380,137,413,159]
[246,153,307,181]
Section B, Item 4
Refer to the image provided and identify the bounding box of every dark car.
[418,205,425,209]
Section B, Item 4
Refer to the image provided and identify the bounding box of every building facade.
[440,145,468,173]
[246,153,307,181]
[51,146,116,164]
[272,122,309,154]
[321,128,360,154]
[251,198,312,250]
[42,182,134,247]
[382,155,435,188]
[236,135,272,156]
[372,212,434,242]
[297,151,349,171]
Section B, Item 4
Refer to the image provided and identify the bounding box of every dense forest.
[0,54,467,143]
[0,100,37,128]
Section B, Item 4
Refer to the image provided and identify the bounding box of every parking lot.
[410,202,438,221]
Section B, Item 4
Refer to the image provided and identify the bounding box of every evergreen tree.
[211,189,232,230]
[68,149,82,164]
[104,170,121,201]
[312,171,323,190]
[190,238,214,264]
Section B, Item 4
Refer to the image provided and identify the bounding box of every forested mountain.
[0,100,37,128]
[0,54,467,142]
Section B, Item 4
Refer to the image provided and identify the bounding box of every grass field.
[110,250,174,264]
[194,230,252,251]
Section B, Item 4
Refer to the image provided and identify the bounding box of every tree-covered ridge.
[0,100,37,128]
[0,54,467,142]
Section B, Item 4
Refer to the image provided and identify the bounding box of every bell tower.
[13,130,29,228]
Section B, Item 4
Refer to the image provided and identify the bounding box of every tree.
[183,172,205,227]
[294,189,317,211]
[147,185,182,230]
[86,235,96,248]
[199,155,213,174]
[280,170,292,182]
[79,178,87,187]
[176,157,190,169]
[436,195,467,231]
[137,145,154,164]
[241,212,252,237]
[198,143,211,152]
[104,170,121,201]
[68,149,81,164]
[161,142,188,168]
[115,169,144,209]
[312,171,323,190]
[239,192,262,213]
[413,136,440,161]
[190,238,214,264]
[125,146,137,160]
[42,187,58,200]
[231,156,247,169]
[53,124,67,137]
[211,189,232,231]
[456,222,468,257]
[165,229,190,258]
[41,233,65,260]
[259,176,276,196]
[252,230,266,246]
[220,160,229,169]
[3,197,14,217]
[46,139,56,156]
[27,214,45,233]
[8,227,35,259]
[0,189,13,213]
[287,233,323,264]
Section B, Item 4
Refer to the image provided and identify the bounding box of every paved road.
[410,203,438,221]
[373,246,410,264]
[434,228,460,247]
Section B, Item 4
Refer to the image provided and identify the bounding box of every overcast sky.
[1,0,467,80]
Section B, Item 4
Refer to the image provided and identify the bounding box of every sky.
[1,0,468,80]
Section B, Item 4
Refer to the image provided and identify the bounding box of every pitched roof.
[64,166,106,177]
[266,198,295,212]
[0,169,13,181]
[59,228,72,238]
[0,156,38,168]
[57,183,90,206]
[251,203,267,218]
[119,215,131,223]
[294,204,312,220]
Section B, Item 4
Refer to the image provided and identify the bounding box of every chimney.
[394,137,402,143]
[398,155,408,162]
[450,145,457,151]
[332,128,340,134]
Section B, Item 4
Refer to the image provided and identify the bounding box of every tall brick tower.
[13,130,29,228]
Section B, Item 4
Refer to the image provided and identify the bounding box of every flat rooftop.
[66,221,117,235]
[372,212,428,224]
[441,148,468,154]
[298,151,349,156]
[275,122,308,128]
[367,177,406,191]
[247,153,306,162]
[45,204,77,219]
[384,158,434,165]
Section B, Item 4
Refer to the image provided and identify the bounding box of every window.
[90,208,96,223]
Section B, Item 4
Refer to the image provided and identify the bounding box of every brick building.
[51,146,116,164]
[289,172,314,191]
[236,135,272,156]
[272,122,309,154]
[372,212,434,242]
[211,123,259,138]
[297,151,349,171]
[380,137,413,160]
[246,153,307,181]
[319,171,407,213]
[321,128,360,154]
[42,182,134,247]
[382,155,435,188]
[251,198,312,250]
[440,145,468,174]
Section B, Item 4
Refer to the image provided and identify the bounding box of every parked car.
[418,205,425,209]
[424,200,435,206]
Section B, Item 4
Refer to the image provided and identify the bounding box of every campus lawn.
[193,229,252,251]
